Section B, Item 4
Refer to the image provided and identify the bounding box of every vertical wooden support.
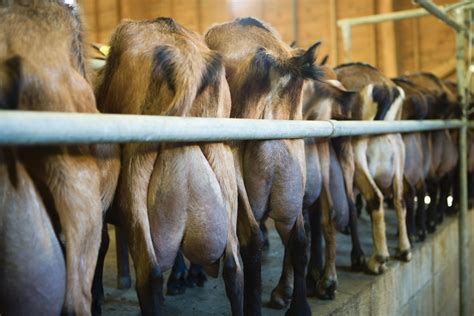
[329,0,338,65]
[375,0,398,77]
[413,18,421,71]
[341,23,352,63]
[291,0,298,45]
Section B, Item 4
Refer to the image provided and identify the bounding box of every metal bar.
[0,111,465,145]
[337,2,474,27]
[329,120,463,137]
[415,0,472,36]
[341,24,352,62]
[454,7,470,316]
[329,0,338,64]
[338,7,434,27]
[337,1,474,72]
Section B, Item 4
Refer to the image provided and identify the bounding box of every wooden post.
[329,0,338,65]
[375,0,398,77]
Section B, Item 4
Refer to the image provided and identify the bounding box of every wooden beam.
[329,0,338,65]
[413,18,420,71]
[375,0,398,77]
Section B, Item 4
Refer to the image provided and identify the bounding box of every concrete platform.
[101,209,474,315]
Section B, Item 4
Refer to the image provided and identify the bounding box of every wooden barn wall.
[78,0,459,77]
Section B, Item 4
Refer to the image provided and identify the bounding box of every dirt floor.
[101,210,415,315]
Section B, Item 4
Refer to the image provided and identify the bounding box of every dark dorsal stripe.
[241,47,275,98]
[392,77,417,87]
[334,62,379,72]
[153,17,180,32]
[237,17,271,33]
[152,45,176,93]
[198,52,223,95]
[416,72,444,88]
[0,56,23,110]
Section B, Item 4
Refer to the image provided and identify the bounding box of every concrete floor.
[100,210,444,315]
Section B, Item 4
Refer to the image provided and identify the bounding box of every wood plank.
[375,0,398,76]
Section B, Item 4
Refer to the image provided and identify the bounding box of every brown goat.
[302,68,363,299]
[0,1,120,314]
[96,17,243,315]
[334,63,411,274]
[205,17,323,315]
[405,73,460,230]
[392,77,432,242]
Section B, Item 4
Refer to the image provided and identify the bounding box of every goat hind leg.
[119,150,163,316]
[354,168,389,274]
[316,191,337,300]
[45,158,104,316]
[305,204,323,297]
[91,224,110,316]
[285,214,311,316]
[394,177,412,262]
[348,197,365,271]
[415,183,427,241]
[166,251,187,296]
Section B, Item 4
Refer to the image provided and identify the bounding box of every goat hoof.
[446,207,458,216]
[91,297,103,316]
[285,301,311,316]
[351,255,366,272]
[117,276,132,290]
[417,230,427,242]
[270,286,292,309]
[166,274,187,296]
[395,249,412,262]
[316,277,337,300]
[427,222,437,233]
[375,254,389,264]
[186,267,207,288]
[367,257,387,275]
[436,215,444,225]
[305,274,317,297]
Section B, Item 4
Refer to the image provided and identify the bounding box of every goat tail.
[0,56,23,110]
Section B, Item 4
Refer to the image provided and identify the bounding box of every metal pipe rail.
[0,110,466,145]
[415,0,473,38]
[337,2,474,27]
[337,2,474,62]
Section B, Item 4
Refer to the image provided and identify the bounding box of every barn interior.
[1,0,474,315]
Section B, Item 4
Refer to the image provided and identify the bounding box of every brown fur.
[205,17,322,315]
[335,63,411,274]
[0,1,120,314]
[392,77,431,241]
[405,73,459,228]
[302,73,362,299]
[96,17,243,315]
[0,148,66,315]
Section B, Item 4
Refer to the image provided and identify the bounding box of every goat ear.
[320,54,329,66]
[295,42,323,80]
[303,41,321,66]
[289,41,297,48]
[0,56,23,110]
